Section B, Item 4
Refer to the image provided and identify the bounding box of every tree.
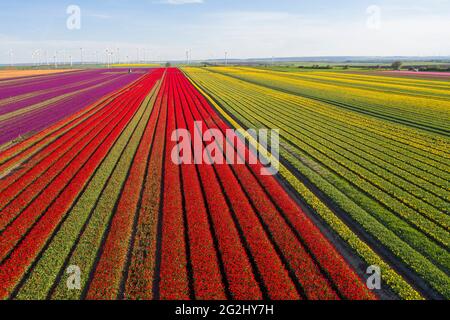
[391,61,403,70]
[165,62,171,67]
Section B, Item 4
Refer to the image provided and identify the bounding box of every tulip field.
[183,67,450,300]
[0,66,448,300]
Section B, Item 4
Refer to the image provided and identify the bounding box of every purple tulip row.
[0,69,151,146]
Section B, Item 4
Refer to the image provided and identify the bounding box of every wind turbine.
[8,49,14,67]
[54,51,58,69]
[37,49,42,66]
[106,49,113,68]
[32,50,40,67]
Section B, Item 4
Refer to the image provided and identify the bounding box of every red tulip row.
[183,71,376,300]
[85,75,165,300]
[172,72,227,300]
[175,70,300,300]
[0,71,163,299]
[157,69,263,299]
[181,118,263,298]
[158,72,191,300]
[123,77,169,300]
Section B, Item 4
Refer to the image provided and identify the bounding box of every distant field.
[0,69,78,80]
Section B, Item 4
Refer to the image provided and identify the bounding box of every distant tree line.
[298,65,333,69]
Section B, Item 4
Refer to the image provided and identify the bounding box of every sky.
[0,0,449,64]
